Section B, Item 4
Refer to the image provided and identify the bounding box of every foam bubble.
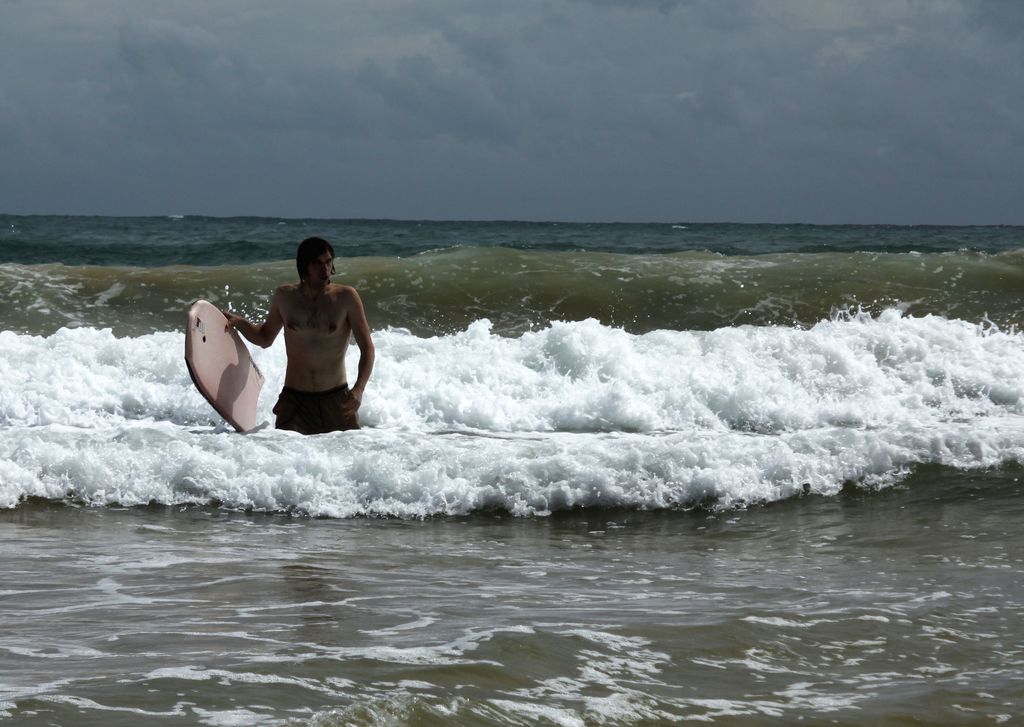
[2,312,1024,515]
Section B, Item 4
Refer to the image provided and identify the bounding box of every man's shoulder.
[328,283,360,298]
[270,283,302,315]
[273,282,301,297]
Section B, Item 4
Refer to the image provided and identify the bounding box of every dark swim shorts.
[272,384,360,435]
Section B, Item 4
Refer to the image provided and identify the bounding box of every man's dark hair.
[296,237,336,281]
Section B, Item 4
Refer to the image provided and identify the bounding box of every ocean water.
[1,215,1023,725]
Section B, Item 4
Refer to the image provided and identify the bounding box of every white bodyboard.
[185,300,265,432]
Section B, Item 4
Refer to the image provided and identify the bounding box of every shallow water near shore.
[2,466,1021,726]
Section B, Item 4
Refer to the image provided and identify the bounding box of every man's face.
[306,252,334,283]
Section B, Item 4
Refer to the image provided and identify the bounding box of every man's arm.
[224,289,285,349]
[344,288,375,401]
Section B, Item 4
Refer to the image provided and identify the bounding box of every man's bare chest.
[282,294,346,335]
[284,309,342,334]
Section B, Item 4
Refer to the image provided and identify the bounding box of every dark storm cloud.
[1,0,1022,222]
[970,0,1024,40]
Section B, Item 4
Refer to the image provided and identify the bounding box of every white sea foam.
[3,311,1024,515]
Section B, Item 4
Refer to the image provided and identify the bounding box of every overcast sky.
[2,0,1022,223]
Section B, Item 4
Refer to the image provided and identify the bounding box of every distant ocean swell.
[3,311,1024,516]
[2,246,1024,336]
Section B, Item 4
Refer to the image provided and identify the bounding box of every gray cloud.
[1,0,1022,222]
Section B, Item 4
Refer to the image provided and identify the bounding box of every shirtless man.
[224,237,375,434]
